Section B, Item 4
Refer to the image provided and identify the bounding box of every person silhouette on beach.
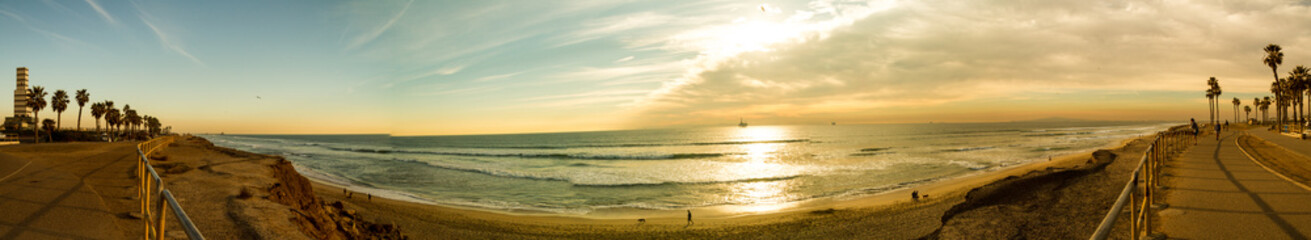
[912,190,920,201]
[687,210,693,226]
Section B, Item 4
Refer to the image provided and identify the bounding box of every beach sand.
[308,135,1157,239]
[0,134,1157,239]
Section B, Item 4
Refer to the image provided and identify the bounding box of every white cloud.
[474,72,522,82]
[423,86,501,96]
[629,0,1311,127]
[345,0,414,50]
[139,15,205,66]
[614,56,635,63]
[436,65,465,75]
[84,0,116,25]
[0,8,24,22]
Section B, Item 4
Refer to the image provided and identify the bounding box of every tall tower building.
[14,67,30,117]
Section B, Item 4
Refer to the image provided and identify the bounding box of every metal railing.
[137,136,205,240]
[1090,128,1192,240]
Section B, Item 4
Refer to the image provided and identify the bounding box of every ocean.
[199,121,1173,215]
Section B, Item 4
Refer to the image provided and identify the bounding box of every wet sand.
[0,134,1158,239]
[307,135,1156,239]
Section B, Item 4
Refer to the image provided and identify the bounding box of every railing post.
[1131,173,1139,240]
[1146,141,1154,236]
[156,179,168,239]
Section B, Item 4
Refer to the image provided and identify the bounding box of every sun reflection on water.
[720,126,798,213]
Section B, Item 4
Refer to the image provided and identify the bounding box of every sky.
[1,0,1310,135]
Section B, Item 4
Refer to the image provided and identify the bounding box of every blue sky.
[2,0,1309,135]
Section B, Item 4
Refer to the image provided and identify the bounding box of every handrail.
[137,136,205,240]
[1090,144,1148,240]
[1089,128,1192,240]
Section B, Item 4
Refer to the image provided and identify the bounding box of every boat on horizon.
[738,118,748,127]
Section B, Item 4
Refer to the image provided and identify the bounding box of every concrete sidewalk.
[0,152,125,239]
[1158,130,1311,240]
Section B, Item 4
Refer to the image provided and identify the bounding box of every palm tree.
[103,101,114,133]
[1206,77,1221,126]
[75,89,88,131]
[1273,80,1284,128]
[1214,81,1222,126]
[123,105,134,136]
[1206,91,1215,126]
[125,108,140,139]
[1266,44,1284,127]
[1232,98,1240,123]
[1264,96,1273,123]
[90,102,105,132]
[27,86,47,143]
[41,119,55,142]
[52,90,68,130]
[1254,98,1262,124]
[106,107,120,140]
[143,115,161,137]
[1292,66,1310,130]
[1246,105,1253,122]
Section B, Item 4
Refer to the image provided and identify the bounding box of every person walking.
[1190,118,1199,144]
[687,210,694,226]
[1215,122,1221,141]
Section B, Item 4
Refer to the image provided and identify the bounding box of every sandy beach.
[0,134,1157,239]
[304,135,1157,239]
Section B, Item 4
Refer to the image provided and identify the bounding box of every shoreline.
[293,134,1149,222]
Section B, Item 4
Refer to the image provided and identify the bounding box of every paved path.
[1158,130,1311,240]
[0,152,126,239]
[1249,129,1311,160]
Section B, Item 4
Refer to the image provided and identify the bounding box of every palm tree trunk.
[32,113,39,143]
[77,107,83,131]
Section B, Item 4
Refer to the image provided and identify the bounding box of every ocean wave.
[325,147,740,160]
[389,158,805,187]
[850,152,895,157]
[1031,147,1072,152]
[1022,131,1096,137]
[859,147,892,152]
[937,146,996,152]
[571,175,805,187]
[432,139,812,149]
[947,160,991,170]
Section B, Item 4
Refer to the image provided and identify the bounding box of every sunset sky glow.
[2,0,1310,135]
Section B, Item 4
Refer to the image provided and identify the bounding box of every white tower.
[14,67,30,118]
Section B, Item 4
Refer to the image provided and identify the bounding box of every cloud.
[0,8,24,22]
[345,0,414,50]
[29,27,91,47]
[84,0,116,25]
[474,72,522,82]
[384,64,470,88]
[614,56,635,63]
[422,86,501,96]
[435,65,465,75]
[629,0,1311,127]
[139,16,205,66]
